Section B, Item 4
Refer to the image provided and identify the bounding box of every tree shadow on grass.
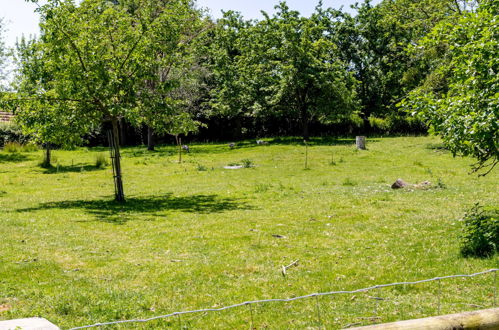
[0,153,29,163]
[42,164,107,174]
[16,193,254,224]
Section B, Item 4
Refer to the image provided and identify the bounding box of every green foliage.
[401,1,498,174]
[196,163,208,171]
[207,4,358,139]
[3,142,23,153]
[368,115,426,134]
[11,0,203,137]
[460,204,499,258]
[0,122,30,147]
[241,158,253,168]
[2,140,38,153]
[94,153,108,169]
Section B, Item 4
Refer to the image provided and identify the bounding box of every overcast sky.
[1,0,381,48]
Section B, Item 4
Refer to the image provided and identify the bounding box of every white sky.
[0,0,381,48]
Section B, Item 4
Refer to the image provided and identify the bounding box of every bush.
[22,143,40,152]
[368,115,427,135]
[241,159,253,168]
[460,204,499,258]
[95,153,109,168]
[0,122,30,147]
[3,142,23,153]
[197,164,208,171]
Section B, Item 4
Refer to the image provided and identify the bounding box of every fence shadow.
[16,193,254,224]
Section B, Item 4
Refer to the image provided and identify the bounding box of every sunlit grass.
[0,136,497,329]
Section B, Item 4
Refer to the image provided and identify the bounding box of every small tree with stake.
[12,0,202,202]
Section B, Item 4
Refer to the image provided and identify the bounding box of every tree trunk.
[177,136,182,163]
[42,145,51,168]
[147,126,155,151]
[119,118,127,146]
[108,119,125,202]
[233,116,243,140]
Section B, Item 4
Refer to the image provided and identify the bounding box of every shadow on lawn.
[42,164,107,174]
[17,193,254,224]
[0,153,29,163]
[134,137,374,156]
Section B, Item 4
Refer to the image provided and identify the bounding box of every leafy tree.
[12,0,202,201]
[208,3,358,140]
[201,12,253,139]
[331,0,480,133]
[401,0,498,174]
[258,3,359,140]
[11,37,92,167]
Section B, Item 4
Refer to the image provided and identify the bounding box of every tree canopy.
[401,0,498,174]
[206,2,358,140]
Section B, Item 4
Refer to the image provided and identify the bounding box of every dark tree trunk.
[301,106,310,141]
[42,145,51,168]
[147,126,155,151]
[119,118,127,146]
[232,116,243,140]
[177,136,182,163]
[108,119,125,202]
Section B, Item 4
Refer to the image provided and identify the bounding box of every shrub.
[241,159,253,168]
[95,153,109,168]
[3,142,23,153]
[460,204,499,258]
[0,122,30,147]
[22,143,39,152]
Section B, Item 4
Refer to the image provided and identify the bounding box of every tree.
[202,12,253,138]
[13,0,202,201]
[401,0,498,174]
[11,37,92,167]
[208,2,358,140]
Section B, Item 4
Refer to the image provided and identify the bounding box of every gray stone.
[391,179,408,189]
[0,318,59,330]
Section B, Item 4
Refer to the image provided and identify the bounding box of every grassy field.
[0,136,497,329]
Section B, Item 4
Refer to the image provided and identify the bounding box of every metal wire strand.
[69,269,498,330]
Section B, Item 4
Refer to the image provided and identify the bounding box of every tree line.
[0,0,496,201]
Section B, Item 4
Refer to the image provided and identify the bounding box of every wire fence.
[69,269,497,329]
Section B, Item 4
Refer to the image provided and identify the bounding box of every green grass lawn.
[0,136,497,329]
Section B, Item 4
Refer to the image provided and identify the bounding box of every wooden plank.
[349,307,499,330]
